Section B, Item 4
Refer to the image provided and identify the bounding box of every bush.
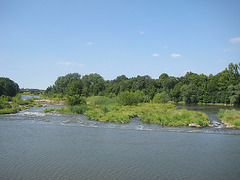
[0,95,11,109]
[153,92,170,103]
[66,95,86,106]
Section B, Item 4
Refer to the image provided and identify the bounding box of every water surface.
[0,104,240,180]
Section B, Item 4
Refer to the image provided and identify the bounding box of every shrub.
[0,95,11,109]
[117,91,139,106]
[66,95,86,106]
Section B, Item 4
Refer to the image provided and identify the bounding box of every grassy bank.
[44,96,209,127]
[0,94,43,114]
[218,109,240,128]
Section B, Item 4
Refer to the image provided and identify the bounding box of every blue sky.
[0,0,240,89]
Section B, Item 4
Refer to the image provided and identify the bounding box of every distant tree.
[82,73,105,96]
[181,84,198,103]
[169,82,183,102]
[114,75,128,83]
[67,80,83,96]
[229,83,240,105]
[53,73,81,94]
[228,62,240,78]
[0,77,20,97]
[29,89,41,95]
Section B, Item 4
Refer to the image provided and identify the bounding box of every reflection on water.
[0,104,240,180]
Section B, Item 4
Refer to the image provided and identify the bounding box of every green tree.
[0,77,20,97]
[229,83,240,105]
[169,82,183,102]
[153,92,170,103]
[67,80,83,96]
[82,73,105,96]
[134,90,150,103]
[53,73,81,94]
[181,84,198,103]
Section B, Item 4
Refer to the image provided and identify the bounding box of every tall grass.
[138,104,209,127]
[87,96,117,106]
[44,104,89,114]
[218,109,240,127]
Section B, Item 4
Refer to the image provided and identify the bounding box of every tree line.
[45,62,240,105]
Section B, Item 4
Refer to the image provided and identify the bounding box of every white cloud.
[171,53,181,58]
[139,31,144,35]
[152,53,160,57]
[59,61,84,67]
[59,61,73,66]
[229,37,240,44]
[87,42,94,45]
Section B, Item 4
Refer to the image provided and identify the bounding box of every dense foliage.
[45,63,240,105]
[0,77,20,97]
[0,94,42,114]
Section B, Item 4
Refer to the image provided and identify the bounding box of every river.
[0,103,240,180]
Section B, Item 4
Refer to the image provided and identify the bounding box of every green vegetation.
[0,77,20,97]
[44,63,240,106]
[218,109,240,128]
[117,91,139,106]
[0,78,42,114]
[153,92,170,103]
[66,95,86,106]
[0,93,43,114]
[87,96,117,106]
[140,104,209,127]
[45,95,209,126]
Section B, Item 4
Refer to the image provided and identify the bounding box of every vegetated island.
[44,96,210,127]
